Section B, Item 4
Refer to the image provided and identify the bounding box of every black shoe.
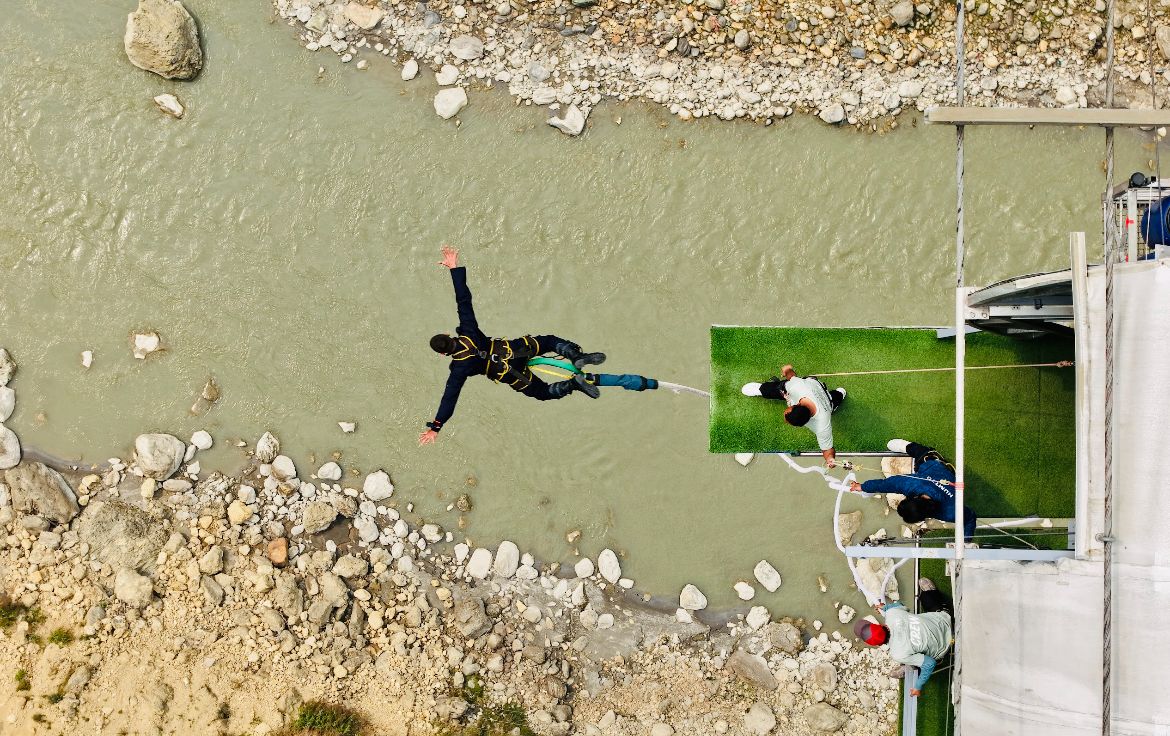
[573,374,600,399]
[558,341,607,369]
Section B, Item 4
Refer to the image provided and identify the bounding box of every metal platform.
[925,106,1170,128]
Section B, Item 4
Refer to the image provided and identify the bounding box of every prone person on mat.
[848,439,977,539]
[741,364,846,467]
[419,246,606,446]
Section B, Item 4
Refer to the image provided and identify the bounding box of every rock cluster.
[0,420,902,735]
[272,0,1167,131]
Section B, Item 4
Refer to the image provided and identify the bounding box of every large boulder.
[4,462,80,523]
[434,88,468,120]
[0,425,19,470]
[803,703,847,733]
[344,2,385,30]
[134,433,185,479]
[124,0,203,80]
[75,500,168,573]
[362,470,393,502]
[727,649,778,690]
[765,621,804,654]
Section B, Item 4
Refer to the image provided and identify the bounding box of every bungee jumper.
[419,246,660,446]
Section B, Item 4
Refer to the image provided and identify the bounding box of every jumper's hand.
[781,364,796,378]
[849,481,863,493]
[419,429,439,446]
[439,245,459,269]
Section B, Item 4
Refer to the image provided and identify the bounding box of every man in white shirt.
[742,364,846,466]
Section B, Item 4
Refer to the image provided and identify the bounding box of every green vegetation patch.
[48,628,74,646]
[277,701,366,736]
[709,327,1076,517]
[437,703,536,736]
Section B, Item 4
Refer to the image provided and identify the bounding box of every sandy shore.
[271,0,1170,132]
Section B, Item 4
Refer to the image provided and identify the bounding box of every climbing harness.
[451,334,539,388]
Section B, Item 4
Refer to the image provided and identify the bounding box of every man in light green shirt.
[742,364,847,466]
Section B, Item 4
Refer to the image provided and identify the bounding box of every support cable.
[951,0,968,730]
[1101,0,1117,734]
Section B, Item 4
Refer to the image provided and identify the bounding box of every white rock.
[134,433,185,479]
[547,104,587,136]
[574,557,595,578]
[354,516,379,542]
[838,604,857,624]
[680,584,708,611]
[363,470,394,501]
[0,425,20,470]
[434,87,468,119]
[819,104,845,124]
[675,608,693,623]
[735,453,754,466]
[0,387,14,423]
[450,34,484,60]
[114,568,153,608]
[454,543,469,564]
[81,350,93,368]
[743,702,776,735]
[421,524,443,542]
[898,80,924,99]
[598,548,621,583]
[152,93,185,119]
[401,58,419,80]
[467,548,492,579]
[436,64,459,85]
[132,331,161,359]
[318,462,342,481]
[745,605,770,630]
[0,349,14,386]
[338,421,356,433]
[494,541,520,577]
[1055,86,1077,105]
[735,581,756,601]
[255,432,280,463]
[753,560,782,592]
[344,2,385,29]
[190,430,212,451]
[271,455,296,480]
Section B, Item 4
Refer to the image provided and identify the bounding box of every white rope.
[656,381,710,398]
[775,454,897,605]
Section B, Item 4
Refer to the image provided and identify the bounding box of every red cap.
[853,619,888,646]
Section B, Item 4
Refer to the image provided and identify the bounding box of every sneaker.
[835,387,847,398]
[918,577,937,593]
[887,663,907,679]
[887,439,910,454]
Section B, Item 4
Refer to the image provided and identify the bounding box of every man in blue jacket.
[849,439,977,539]
[419,246,606,445]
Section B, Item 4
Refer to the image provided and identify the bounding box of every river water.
[0,0,1151,623]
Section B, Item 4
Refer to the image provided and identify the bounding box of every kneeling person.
[854,578,954,697]
[849,439,977,539]
[742,364,846,467]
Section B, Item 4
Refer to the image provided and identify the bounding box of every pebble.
[679,584,707,611]
[734,581,756,600]
[401,58,419,81]
[434,88,469,119]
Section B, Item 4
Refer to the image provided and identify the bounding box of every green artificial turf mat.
[709,327,1076,518]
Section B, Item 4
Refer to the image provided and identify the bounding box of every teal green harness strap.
[527,357,581,374]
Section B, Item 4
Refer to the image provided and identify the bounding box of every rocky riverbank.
[270,0,1170,132]
[0,416,903,735]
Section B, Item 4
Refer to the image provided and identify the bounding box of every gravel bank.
[272,0,1170,132]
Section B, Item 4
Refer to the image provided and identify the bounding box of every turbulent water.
[0,0,1152,622]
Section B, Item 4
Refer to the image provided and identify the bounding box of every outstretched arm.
[421,370,469,445]
[440,246,480,335]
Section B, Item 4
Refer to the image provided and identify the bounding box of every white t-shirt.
[784,376,834,450]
